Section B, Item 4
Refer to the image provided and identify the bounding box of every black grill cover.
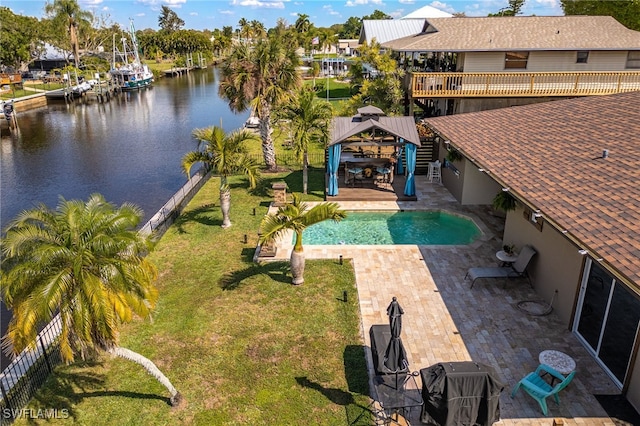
[420,362,503,426]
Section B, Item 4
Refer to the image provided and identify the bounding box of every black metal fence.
[0,315,63,425]
[248,152,326,168]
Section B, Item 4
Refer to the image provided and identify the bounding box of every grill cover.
[420,362,503,426]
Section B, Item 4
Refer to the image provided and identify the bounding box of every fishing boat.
[109,20,153,91]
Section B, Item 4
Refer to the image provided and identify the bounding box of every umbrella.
[383,296,409,389]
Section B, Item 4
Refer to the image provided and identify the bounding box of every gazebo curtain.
[327,144,342,196]
[404,143,416,196]
[396,145,404,175]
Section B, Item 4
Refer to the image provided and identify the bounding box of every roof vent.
[602,149,609,159]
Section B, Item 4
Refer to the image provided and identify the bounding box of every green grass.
[15,173,371,425]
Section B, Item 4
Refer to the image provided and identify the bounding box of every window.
[576,51,589,63]
[626,51,640,69]
[504,51,529,69]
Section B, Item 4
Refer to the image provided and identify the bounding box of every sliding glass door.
[574,260,640,387]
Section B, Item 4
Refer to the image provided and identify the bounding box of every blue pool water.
[301,211,481,245]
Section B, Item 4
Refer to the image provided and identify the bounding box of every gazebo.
[327,106,421,197]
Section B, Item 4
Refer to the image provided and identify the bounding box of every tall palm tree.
[44,0,93,71]
[182,125,260,228]
[1,194,181,405]
[276,86,333,194]
[259,193,346,285]
[218,37,301,171]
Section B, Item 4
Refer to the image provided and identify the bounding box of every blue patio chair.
[511,364,576,415]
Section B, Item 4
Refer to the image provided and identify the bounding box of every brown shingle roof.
[382,16,640,51]
[425,92,640,288]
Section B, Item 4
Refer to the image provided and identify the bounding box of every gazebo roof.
[329,109,421,147]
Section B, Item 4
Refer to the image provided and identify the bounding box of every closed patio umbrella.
[384,296,409,389]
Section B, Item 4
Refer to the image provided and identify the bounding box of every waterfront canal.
[0,68,250,368]
[1,67,250,230]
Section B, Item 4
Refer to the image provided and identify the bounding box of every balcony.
[410,71,640,98]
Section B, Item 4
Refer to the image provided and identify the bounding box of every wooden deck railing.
[410,71,640,98]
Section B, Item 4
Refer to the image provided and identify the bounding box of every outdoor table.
[539,350,576,376]
[496,250,518,266]
[374,372,423,421]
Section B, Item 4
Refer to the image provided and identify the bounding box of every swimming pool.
[301,210,481,245]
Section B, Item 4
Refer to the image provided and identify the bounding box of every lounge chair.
[465,245,537,288]
[511,364,575,415]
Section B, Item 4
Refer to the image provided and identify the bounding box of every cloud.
[189,12,198,16]
[398,0,415,4]
[231,0,285,8]
[430,1,458,15]
[219,10,234,15]
[346,0,383,7]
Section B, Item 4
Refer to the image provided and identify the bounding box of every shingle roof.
[330,115,421,147]
[382,16,640,52]
[425,92,640,288]
[359,19,425,45]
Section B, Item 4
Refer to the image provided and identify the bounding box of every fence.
[248,152,326,168]
[139,167,210,237]
[0,315,63,425]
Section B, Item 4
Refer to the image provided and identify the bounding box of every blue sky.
[5,0,563,31]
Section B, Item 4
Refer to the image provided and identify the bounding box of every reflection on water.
[0,69,249,369]
[1,68,249,229]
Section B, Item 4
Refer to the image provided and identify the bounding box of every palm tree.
[182,125,260,228]
[1,194,181,405]
[276,86,333,194]
[44,0,93,71]
[259,193,346,284]
[218,37,301,171]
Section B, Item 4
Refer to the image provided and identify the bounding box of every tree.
[218,38,301,171]
[0,7,43,70]
[488,0,525,16]
[340,16,362,38]
[1,194,181,405]
[560,0,640,31]
[363,10,392,20]
[237,18,249,43]
[259,193,346,284]
[276,86,332,194]
[343,40,405,115]
[181,125,260,228]
[158,5,184,32]
[44,0,93,70]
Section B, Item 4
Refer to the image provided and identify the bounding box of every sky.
[4,0,564,32]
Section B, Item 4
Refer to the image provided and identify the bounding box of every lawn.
[15,172,372,425]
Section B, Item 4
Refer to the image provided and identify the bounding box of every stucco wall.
[460,162,502,205]
[627,355,640,414]
[503,205,584,327]
[462,50,631,72]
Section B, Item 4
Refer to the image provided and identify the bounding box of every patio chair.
[511,364,575,415]
[465,245,537,288]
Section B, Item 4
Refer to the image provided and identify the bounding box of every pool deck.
[259,175,623,425]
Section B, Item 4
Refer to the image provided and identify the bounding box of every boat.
[109,20,154,91]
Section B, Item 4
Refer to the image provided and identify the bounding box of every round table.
[496,250,518,266]
[539,350,576,375]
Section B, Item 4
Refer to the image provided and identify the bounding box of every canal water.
[0,68,250,368]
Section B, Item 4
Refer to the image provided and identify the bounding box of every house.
[423,91,640,411]
[379,16,640,116]
[29,43,73,73]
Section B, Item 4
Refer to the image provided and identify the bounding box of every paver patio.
[264,176,622,425]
